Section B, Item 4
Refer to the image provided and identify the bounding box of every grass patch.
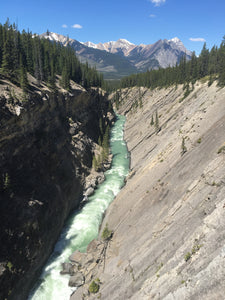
[184,244,202,262]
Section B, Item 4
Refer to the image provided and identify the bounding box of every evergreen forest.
[0,20,224,95]
[0,20,103,92]
[120,37,225,90]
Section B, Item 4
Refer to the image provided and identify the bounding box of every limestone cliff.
[0,77,113,300]
[71,81,225,299]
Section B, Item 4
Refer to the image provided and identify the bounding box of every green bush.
[181,137,187,156]
[89,280,100,294]
[217,145,225,154]
[184,252,191,262]
[101,223,112,241]
[7,261,13,272]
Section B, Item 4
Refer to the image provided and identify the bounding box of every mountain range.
[40,32,192,79]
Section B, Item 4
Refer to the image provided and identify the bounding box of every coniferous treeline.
[0,20,103,91]
[120,37,225,89]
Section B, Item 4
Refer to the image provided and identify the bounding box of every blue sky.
[1,0,225,55]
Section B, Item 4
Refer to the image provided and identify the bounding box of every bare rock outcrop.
[71,81,225,299]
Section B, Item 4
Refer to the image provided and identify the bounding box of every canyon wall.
[72,81,225,299]
[0,80,113,300]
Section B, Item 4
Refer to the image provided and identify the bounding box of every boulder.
[60,262,73,275]
[96,174,105,185]
[69,250,86,265]
[84,187,94,197]
[68,272,84,287]
[60,262,78,275]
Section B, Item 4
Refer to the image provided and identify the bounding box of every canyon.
[1,69,225,300]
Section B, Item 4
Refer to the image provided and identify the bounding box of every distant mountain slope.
[40,33,138,79]
[41,32,192,79]
[85,37,192,71]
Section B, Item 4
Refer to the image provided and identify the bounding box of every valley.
[0,19,225,300]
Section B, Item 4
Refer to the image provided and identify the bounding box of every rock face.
[0,79,114,300]
[71,81,225,299]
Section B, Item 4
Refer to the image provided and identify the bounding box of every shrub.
[184,252,191,262]
[89,280,100,294]
[181,137,187,156]
[7,261,13,272]
[217,145,225,154]
[101,223,112,241]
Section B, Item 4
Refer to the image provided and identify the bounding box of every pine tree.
[199,43,209,78]
[181,137,187,156]
[19,55,29,92]
[155,110,160,133]
[61,65,70,90]
[218,36,225,86]
[1,37,14,76]
[150,115,154,126]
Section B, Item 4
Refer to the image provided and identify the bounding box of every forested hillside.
[0,20,103,91]
[120,37,225,90]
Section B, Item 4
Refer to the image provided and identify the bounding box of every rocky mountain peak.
[168,37,192,56]
[40,32,192,79]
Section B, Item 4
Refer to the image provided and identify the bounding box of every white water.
[28,114,130,300]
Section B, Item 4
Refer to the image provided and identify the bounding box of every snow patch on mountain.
[40,32,71,45]
[84,39,136,56]
[168,37,192,56]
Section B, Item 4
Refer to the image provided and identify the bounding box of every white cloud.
[149,14,156,18]
[189,37,206,42]
[62,24,68,28]
[150,0,166,6]
[72,24,83,29]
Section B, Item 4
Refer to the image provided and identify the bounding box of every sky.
[1,0,225,55]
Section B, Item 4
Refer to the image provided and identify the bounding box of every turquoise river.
[28,114,130,300]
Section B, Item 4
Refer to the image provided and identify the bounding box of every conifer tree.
[1,37,14,76]
[218,36,225,86]
[155,110,160,133]
[19,55,28,92]
[61,65,70,90]
[150,115,154,126]
[181,137,187,156]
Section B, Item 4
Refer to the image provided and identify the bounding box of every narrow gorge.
[28,114,129,299]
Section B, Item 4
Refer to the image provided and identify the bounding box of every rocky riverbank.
[71,80,225,299]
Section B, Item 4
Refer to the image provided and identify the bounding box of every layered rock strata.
[71,81,225,299]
